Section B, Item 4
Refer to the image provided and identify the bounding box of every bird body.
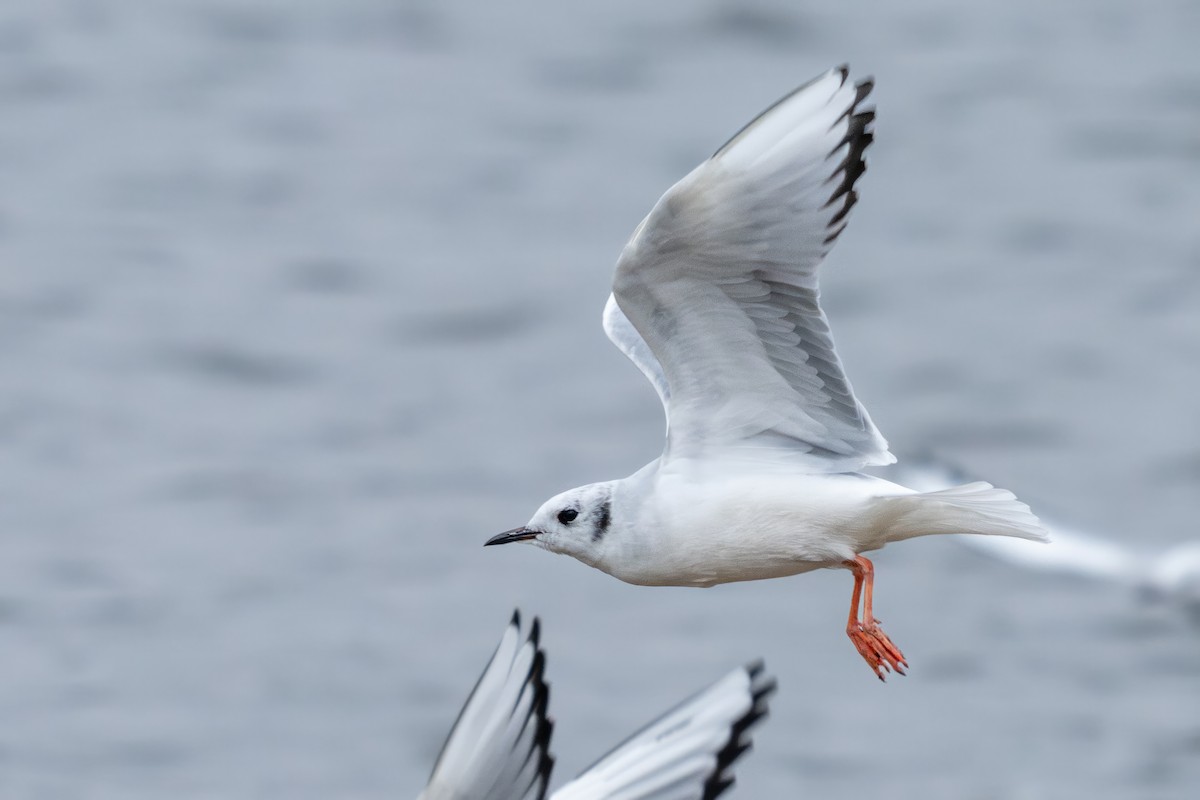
[544,466,1041,589]
[486,66,1048,678]
[595,468,899,587]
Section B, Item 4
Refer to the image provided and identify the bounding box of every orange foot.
[843,556,909,681]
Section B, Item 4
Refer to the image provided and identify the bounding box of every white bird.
[418,610,775,800]
[486,66,1048,680]
[887,457,1200,622]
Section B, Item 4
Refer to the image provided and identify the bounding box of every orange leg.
[843,555,908,681]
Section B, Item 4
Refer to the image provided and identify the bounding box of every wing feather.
[610,66,893,472]
[551,662,775,800]
[420,611,554,800]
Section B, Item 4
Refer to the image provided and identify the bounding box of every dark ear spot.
[592,498,611,542]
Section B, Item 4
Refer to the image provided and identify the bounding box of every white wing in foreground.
[610,66,892,472]
[420,611,553,800]
[552,662,775,800]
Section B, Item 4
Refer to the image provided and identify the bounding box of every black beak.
[485,527,539,547]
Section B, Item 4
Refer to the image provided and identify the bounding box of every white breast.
[604,471,909,587]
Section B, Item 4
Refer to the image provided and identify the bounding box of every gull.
[417,610,775,800]
[888,457,1200,623]
[485,66,1048,680]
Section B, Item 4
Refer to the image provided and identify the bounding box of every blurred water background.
[2,1,1199,798]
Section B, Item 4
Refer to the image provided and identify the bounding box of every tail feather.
[881,482,1049,544]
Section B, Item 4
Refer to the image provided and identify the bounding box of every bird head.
[486,482,616,567]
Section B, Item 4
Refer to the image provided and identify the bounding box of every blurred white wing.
[1141,543,1200,611]
[552,662,775,800]
[886,458,1136,583]
[959,523,1135,582]
[610,66,893,472]
[889,457,1200,619]
[420,611,554,800]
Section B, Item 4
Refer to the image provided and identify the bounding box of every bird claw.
[842,556,908,681]
[847,621,908,681]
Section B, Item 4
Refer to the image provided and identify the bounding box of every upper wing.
[611,66,893,472]
[551,662,775,800]
[420,610,554,800]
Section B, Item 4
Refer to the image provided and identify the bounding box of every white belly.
[607,472,908,587]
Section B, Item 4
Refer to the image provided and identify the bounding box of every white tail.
[878,482,1049,544]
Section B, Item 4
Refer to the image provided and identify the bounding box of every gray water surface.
[2,1,1199,798]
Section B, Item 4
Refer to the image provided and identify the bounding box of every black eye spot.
[557,508,579,525]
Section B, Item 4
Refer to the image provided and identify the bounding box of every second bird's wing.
[420,611,554,800]
[551,662,775,800]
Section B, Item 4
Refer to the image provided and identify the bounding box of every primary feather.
[420,611,553,800]
[418,614,774,800]
[552,662,775,800]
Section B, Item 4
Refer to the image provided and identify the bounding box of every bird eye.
[557,508,579,524]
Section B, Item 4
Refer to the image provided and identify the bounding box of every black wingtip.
[521,704,554,800]
[704,776,736,800]
[701,663,776,800]
[523,627,554,800]
[820,77,875,247]
[853,77,874,106]
[752,678,778,706]
[426,608,554,791]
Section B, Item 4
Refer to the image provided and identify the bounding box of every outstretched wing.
[610,66,892,472]
[551,662,775,800]
[420,610,554,800]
